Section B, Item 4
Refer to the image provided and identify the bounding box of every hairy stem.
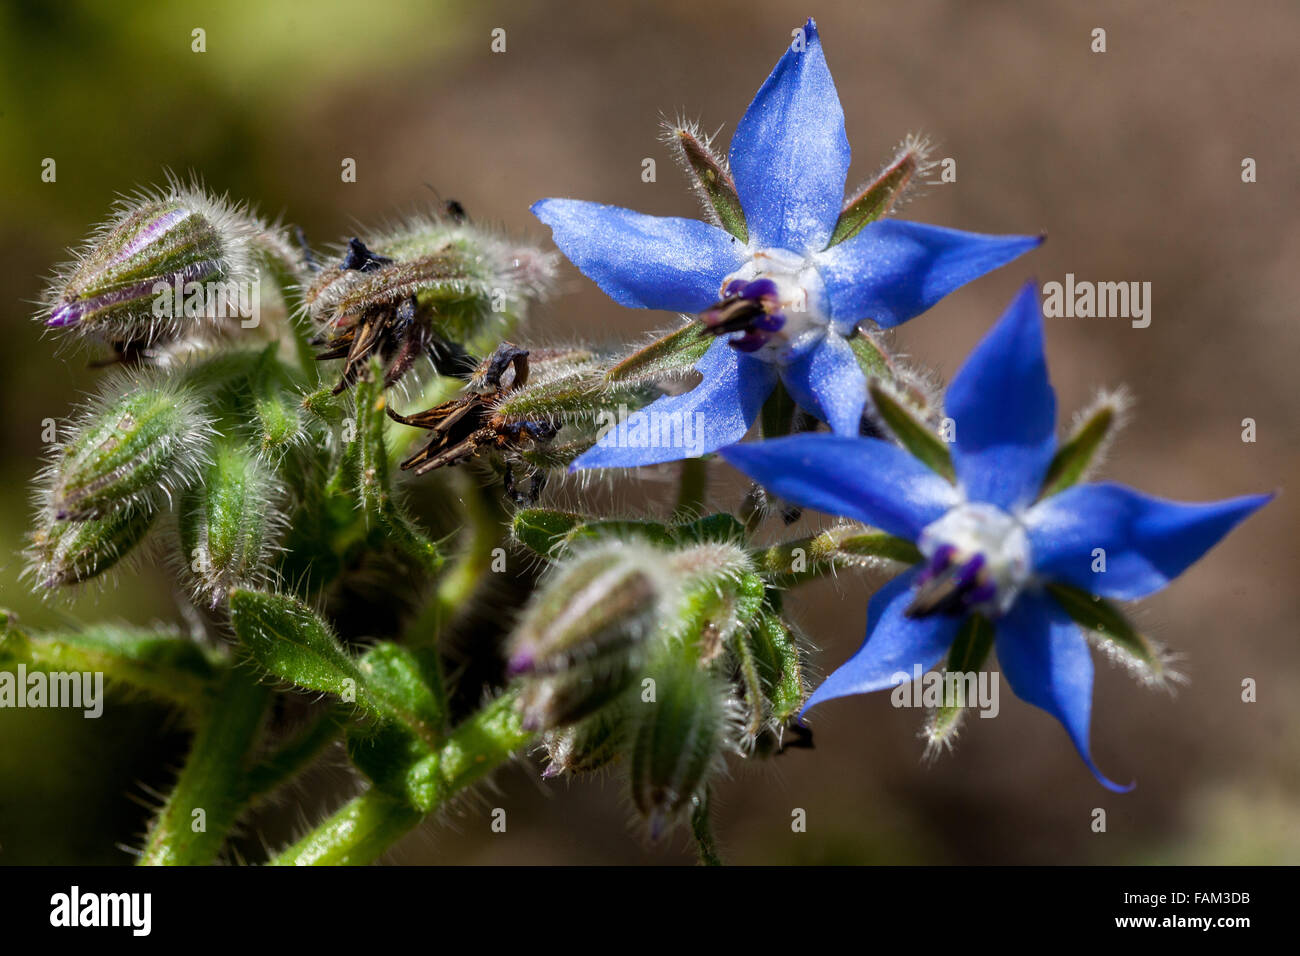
[270,790,425,866]
[138,668,270,865]
[270,691,532,865]
[690,792,723,866]
[673,456,709,519]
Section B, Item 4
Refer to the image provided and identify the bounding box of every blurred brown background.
[1,0,1296,864]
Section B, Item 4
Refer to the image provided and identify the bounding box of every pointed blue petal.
[1025,482,1274,600]
[945,281,1057,510]
[804,570,961,710]
[532,199,746,312]
[728,18,850,252]
[995,593,1134,792]
[778,333,866,436]
[719,433,960,540]
[814,220,1043,328]
[571,339,775,470]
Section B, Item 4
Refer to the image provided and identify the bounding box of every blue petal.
[778,333,866,436]
[719,433,960,540]
[1025,482,1274,600]
[945,281,1057,510]
[728,18,850,252]
[804,570,961,710]
[814,220,1043,328]
[995,592,1133,792]
[571,339,775,470]
[532,199,746,312]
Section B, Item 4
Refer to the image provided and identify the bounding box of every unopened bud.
[27,505,156,589]
[540,704,630,778]
[509,541,672,732]
[629,651,737,838]
[41,177,275,346]
[44,377,213,521]
[179,443,285,606]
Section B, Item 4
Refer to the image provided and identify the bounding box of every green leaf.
[605,322,714,385]
[229,588,364,699]
[512,508,584,555]
[868,381,954,481]
[229,589,445,747]
[0,620,218,709]
[358,642,448,741]
[1048,583,1166,679]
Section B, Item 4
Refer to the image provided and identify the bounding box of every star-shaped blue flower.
[533,18,1042,470]
[721,282,1273,790]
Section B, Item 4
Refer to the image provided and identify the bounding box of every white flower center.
[915,503,1032,616]
[717,247,828,363]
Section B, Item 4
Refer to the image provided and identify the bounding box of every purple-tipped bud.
[39,178,275,348]
[508,541,674,732]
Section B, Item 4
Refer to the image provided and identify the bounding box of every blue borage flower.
[533,18,1041,470]
[721,282,1273,790]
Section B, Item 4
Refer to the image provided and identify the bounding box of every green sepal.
[868,381,954,481]
[742,611,804,724]
[760,524,922,588]
[1047,583,1166,679]
[666,124,748,242]
[827,146,923,248]
[50,379,211,520]
[1040,401,1119,499]
[928,614,995,749]
[605,322,714,386]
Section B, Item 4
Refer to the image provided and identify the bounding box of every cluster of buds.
[507,522,808,837]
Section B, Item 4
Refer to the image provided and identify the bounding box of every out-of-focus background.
[1,0,1296,864]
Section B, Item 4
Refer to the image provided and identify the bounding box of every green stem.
[673,456,709,520]
[423,472,506,638]
[269,691,533,865]
[270,790,424,866]
[243,708,344,805]
[138,668,271,865]
[690,792,723,866]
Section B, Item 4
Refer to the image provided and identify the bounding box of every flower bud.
[629,651,737,838]
[509,540,673,732]
[26,504,156,589]
[44,377,213,521]
[41,177,276,347]
[540,704,630,778]
[179,443,285,606]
